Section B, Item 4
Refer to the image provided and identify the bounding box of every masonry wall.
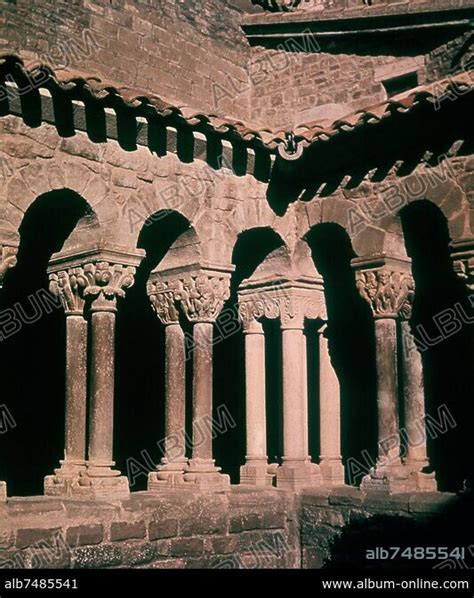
[0,489,299,569]
[248,32,473,128]
[0,0,252,121]
[300,487,473,569]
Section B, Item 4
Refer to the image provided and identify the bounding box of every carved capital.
[174,274,230,323]
[79,262,136,305]
[356,269,414,319]
[49,269,86,316]
[453,257,474,291]
[238,283,327,330]
[0,245,18,287]
[148,279,180,325]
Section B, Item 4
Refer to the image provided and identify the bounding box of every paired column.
[147,271,231,491]
[44,270,88,496]
[148,284,187,487]
[182,274,230,490]
[356,265,436,492]
[0,244,18,502]
[45,261,136,497]
[240,318,273,486]
[400,319,436,490]
[318,324,345,485]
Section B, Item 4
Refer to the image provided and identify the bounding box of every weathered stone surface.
[110,521,146,542]
[73,545,123,568]
[66,524,104,547]
[15,528,62,550]
[148,520,178,541]
[169,537,205,557]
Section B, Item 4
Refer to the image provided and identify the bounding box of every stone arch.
[2,160,108,246]
[0,188,100,497]
[304,222,378,484]
[398,199,473,492]
[382,172,471,252]
[114,209,202,490]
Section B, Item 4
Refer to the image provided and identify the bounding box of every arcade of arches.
[1,111,473,504]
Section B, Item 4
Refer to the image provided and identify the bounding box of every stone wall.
[0,488,299,569]
[300,487,473,569]
[0,0,251,120]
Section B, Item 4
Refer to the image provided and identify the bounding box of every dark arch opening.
[114,210,195,491]
[400,200,474,492]
[213,227,286,483]
[304,223,378,485]
[0,190,93,496]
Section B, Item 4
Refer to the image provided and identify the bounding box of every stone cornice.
[242,2,474,44]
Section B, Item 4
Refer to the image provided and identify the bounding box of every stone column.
[318,324,345,485]
[147,281,187,488]
[356,267,415,493]
[239,317,273,486]
[400,319,437,490]
[44,269,88,496]
[79,262,136,497]
[177,272,231,490]
[0,245,17,502]
[276,305,320,490]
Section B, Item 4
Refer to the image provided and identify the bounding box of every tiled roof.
[1,53,472,158]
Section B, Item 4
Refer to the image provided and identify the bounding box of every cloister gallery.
[0,0,473,569]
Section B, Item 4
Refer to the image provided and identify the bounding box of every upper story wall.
[0,0,252,121]
[244,0,474,128]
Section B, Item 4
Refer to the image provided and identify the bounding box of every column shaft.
[282,327,308,463]
[88,310,117,472]
[64,315,87,462]
[245,323,267,460]
[374,317,400,464]
[191,322,214,461]
[319,327,344,484]
[401,320,429,465]
[163,323,186,463]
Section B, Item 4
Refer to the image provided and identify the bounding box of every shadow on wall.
[305,223,378,485]
[323,496,474,569]
[400,200,474,492]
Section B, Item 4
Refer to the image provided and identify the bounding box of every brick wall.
[0,489,300,569]
[0,0,252,121]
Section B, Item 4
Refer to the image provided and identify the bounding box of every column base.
[44,460,87,497]
[183,459,230,491]
[1,481,6,502]
[240,459,274,487]
[76,461,130,497]
[402,461,438,492]
[319,458,345,487]
[361,460,435,494]
[148,459,188,489]
[276,459,322,491]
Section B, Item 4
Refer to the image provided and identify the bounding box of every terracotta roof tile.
[0,53,472,156]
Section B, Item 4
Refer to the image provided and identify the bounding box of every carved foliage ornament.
[148,275,230,324]
[356,269,414,318]
[50,262,136,314]
[239,291,327,329]
[80,262,136,301]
